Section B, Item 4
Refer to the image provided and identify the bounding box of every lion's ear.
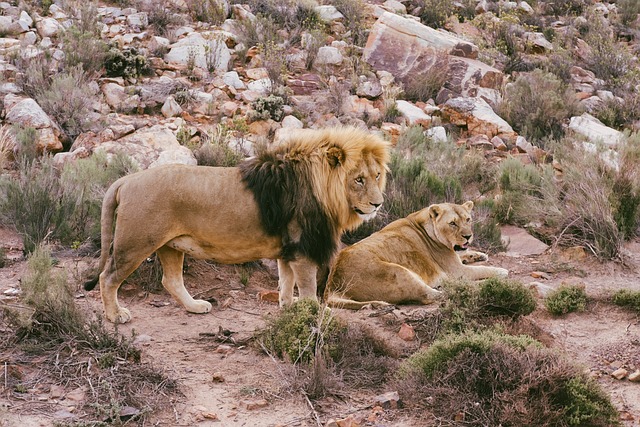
[327,146,346,168]
[462,201,474,212]
[429,204,442,219]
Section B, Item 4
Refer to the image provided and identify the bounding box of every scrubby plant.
[61,2,109,75]
[332,0,367,46]
[147,4,185,37]
[0,126,13,169]
[398,330,619,426]
[187,0,227,24]
[33,65,100,142]
[12,125,39,165]
[494,157,549,225]
[249,94,285,121]
[258,299,340,364]
[415,0,456,29]
[611,289,640,313]
[0,158,73,253]
[544,285,588,316]
[441,277,536,333]
[471,200,506,253]
[499,69,580,143]
[105,46,151,79]
[617,0,640,26]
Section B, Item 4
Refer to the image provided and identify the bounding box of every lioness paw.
[186,299,212,314]
[106,307,132,324]
[494,267,509,277]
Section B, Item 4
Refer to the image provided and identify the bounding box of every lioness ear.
[327,146,346,168]
[429,204,442,219]
[462,201,474,212]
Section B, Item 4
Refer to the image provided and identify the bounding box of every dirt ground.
[1,224,640,427]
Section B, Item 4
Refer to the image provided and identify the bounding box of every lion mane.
[325,202,509,310]
[85,126,390,323]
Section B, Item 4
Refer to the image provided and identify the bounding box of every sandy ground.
[1,225,640,426]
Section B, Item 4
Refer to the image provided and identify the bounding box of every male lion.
[325,201,508,309]
[84,127,390,323]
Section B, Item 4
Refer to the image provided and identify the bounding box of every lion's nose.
[463,234,472,241]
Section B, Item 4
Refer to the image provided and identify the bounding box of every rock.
[500,225,549,257]
[287,73,322,95]
[524,32,553,53]
[442,97,515,140]
[19,10,33,27]
[467,134,493,150]
[223,71,246,89]
[127,12,148,28]
[530,271,551,280]
[445,56,504,101]
[36,17,63,38]
[315,5,344,22]
[281,115,303,129]
[628,370,640,382]
[148,147,196,168]
[221,101,240,117]
[5,97,54,129]
[211,372,225,382]
[491,136,507,151]
[165,32,231,72]
[247,78,271,94]
[314,46,343,67]
[612,368,628,380]
[396,100,431,126]
[381,0,406,14]
[560,246,588,262]
[373,391,401,409]
[398,323,415,341]
[161,96,183,118]
[326,414,360,427]
[426,126,447,143]
[528,282,555,298]
[95,125,195,169]
[257,289,279,303]
[568,113,623,147]
[356,78,383,99]
[245,399,268,410]
[515,135,534,153]
[102,82,139,113]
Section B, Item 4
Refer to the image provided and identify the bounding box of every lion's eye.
[375,173,381,181]
[449,221,457,227]
[355,177,364,185]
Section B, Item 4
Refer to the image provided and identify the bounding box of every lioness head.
[426,201,475,250]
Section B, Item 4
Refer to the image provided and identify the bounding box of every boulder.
[364,12,502,100]
[442,97,516,140]
[94,125,196,169]
[568,113,623,147]
[165,32,231,72]
[102,82,140,113]
[396,100,431,126]
[501,225,549,257]
[4,96,63,152]
[161,96,183,118]
[314,46,343,67]
[35,17,63,38]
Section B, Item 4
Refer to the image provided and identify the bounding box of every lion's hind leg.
[100,255,143,324]
[156,246,212,314]
[326,294,391,310]
[376,262,443,305]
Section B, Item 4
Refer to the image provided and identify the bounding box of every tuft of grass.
[499,69,581,143]
[397,330,619,426]
[611,289,640,313]
[544,285,588,316]
[187,0,227,25]
[471,199,507,254]
[403,52,449,103]
[0,126,13,169]
[193,125,244,167]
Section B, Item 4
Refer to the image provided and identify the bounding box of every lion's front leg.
[156,246,212,314]
[461,264,509,280]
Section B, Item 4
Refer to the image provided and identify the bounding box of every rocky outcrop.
[568,113,623,147]
[441,97,516,140]
[363,12,503,101]
[3,95,63,152]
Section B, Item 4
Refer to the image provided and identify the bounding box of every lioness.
[84,127,390,323]
[325,201,508,309]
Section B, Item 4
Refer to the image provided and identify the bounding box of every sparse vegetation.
[194,124,245,166]
[611,289,640,313]
[105,46,151,79]
[398,330,619,426]
[403,52,449,103]
[249,94,285,121]
[544,285,588,316]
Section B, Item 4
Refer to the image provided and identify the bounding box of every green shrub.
[398,330,619,426]
[61,2,109,75]
[544,285,588,316]
[105,46,151,79]
[611,289,640,313]
[249,94,285,121]
[471,199,506,253]
[187,0,227,24]
[0,158,73,253]
[499,69,580,142]
[617,0,640,26]
[258,299,341,364]
[12,125,39,164]
[0,247,6,268]
[441,277,535,333]
[415,0,456,29]
[33,65,99,142]
[332,0,367,46]
[147,5,185,37]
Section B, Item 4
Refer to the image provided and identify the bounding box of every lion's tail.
[83,178,123,291]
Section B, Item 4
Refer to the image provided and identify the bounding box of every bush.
[258,299,340,364]
[0,158,73,253]
[12,125,39,164]
[332,0,368,46]
[194,126,245,167]
[611,289,640,313]
[545,285,588,316]
[33,65,100,142]
[105,46,151,79]
[416,0,455,29]
[61,2,109,75]
[186,0,227,24]
[398,330,619,426]
[617,0,640,26]
[471,199,506,253]
[499,69,580,143]
[441,277,536,333]
[403,51,448,103]
[249,94,285,121]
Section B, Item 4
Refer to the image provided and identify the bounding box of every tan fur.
[325,202,509,310]
[90,127,390,323]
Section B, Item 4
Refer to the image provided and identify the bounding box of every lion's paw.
[106,307,132,324]
[494,267,509,277]
[187,299,212,314]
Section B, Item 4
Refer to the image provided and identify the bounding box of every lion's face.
[426,201,475,250]
[346,155,386,221]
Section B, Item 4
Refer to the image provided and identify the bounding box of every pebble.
[611,368,628,380]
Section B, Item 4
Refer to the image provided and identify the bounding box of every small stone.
[335,414,360,427]
[215,345,234,355]
[530,271,551,280]
[257,289,279,303]
[211,372,225,382]
[245,398,268,410]
[609,360,623,369]
[611,368,628,380]
[202,411,218,420]
[628,370,640,382]
[373,391,401,410]
[398,323,415,341]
